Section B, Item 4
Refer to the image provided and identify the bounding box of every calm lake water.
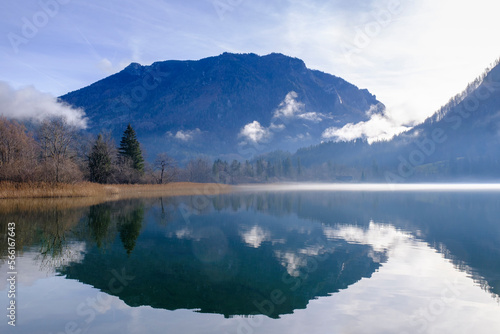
[1,188,500,333]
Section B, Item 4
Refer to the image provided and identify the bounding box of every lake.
[1,186,500,333]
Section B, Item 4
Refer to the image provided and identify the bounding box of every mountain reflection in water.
[1,190,499,332]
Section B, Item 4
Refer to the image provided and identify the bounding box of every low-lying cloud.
[239,121,271,143]
[273,91,304,118]
[322,107,409,143]
[273,91,327,123]
[240,91,329,145]
[0,82,87,128]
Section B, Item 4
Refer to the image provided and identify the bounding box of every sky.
[1,0,500,138]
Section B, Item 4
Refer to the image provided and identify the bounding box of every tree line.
[0,117,176,184]
[0,116,364,185]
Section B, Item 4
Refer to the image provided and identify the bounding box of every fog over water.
[237,183,500,192]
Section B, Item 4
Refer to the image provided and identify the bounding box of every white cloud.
[286,132,311,142]
[273,91,329,123]
[169,128,201,142]
[322,108,409,143]
[269,123,286,131]
[239,121,271,143]
[239,92,326,145]
[0,81,87,128]
[297,112,323,122]
[273,91,304,118]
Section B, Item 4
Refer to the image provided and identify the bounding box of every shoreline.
[0,181,233,200]
[3,181,500,201]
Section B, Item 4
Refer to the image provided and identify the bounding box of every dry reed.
[0,181,232,200]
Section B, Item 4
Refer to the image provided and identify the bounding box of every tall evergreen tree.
[118,124,144,174]
[88,134,112,183]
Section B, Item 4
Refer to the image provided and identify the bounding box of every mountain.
[293,59,500,180]
[393,59,500,179]
[60,53,383,162]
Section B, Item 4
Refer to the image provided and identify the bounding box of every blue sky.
[1,0,500,138]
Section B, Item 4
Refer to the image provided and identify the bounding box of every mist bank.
[235,183,500,193]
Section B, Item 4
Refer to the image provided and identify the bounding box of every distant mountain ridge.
[293,58,500,180]
[60,52,383,161]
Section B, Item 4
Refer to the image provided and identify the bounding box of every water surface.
[1,189,500,333]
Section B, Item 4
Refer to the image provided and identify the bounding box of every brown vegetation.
[0,117,38,182]
[0,181,232,200]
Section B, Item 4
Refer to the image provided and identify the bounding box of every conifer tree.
[118,124,144,174]
[88,134,112,183]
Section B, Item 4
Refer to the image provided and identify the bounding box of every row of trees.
[210,157,298,183]
[0,118,178,184]
[0,117,362,185]
[84,123,178,184]
[208,156,361,183]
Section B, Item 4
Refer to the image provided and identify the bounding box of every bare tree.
[186,158,211,183]
[154,153,177,184]
[114,155,142,184]
[0,117,38,182]
[37,117,82,183]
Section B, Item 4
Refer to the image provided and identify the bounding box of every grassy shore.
[0,181,232,200]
